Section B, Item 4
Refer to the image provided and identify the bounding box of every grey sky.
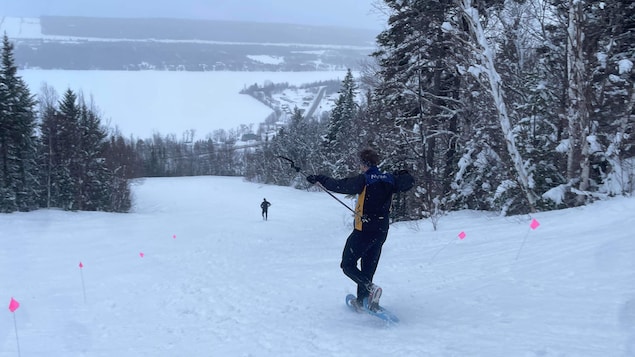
[1,0,387,30]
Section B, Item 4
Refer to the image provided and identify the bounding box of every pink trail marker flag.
[78,261,87,303]
[530,218,540,230]
[8,297,20,312]
[458,231,467,240]
[9,297,22,356]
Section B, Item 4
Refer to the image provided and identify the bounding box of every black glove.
[307,174,328,184]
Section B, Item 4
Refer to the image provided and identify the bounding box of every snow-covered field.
[20,70,347,139]
[1,176,634,356]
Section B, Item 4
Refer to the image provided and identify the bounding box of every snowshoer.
[307,147,413,311]
[261,198,271,220]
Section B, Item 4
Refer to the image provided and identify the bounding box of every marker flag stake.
[429,231,465,264]
[8,298,22,357]
[79,261,87,304]
[428,243,449,264]
[516,218,540,260]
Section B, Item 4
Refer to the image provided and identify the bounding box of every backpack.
[393,170,415,193]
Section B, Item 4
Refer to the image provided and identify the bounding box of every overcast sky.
[1,0,387,30]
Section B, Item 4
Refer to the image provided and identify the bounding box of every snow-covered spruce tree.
[39,88,131,211]
[370,0,468,219]
[0,34,40,212]
[245,107,309,186]
[268,108,306,185]
[286,107,326,185]
[243,142,270,184]
[538,0,634,204]
[100,134,135,212]
[42,89,80,210]
[322,69,361,178]
[75,98,111,210]
[38,85,60,208]
[584,1,635,196]
[90,127,132,212]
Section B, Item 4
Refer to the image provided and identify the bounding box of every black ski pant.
[340,228,388,303]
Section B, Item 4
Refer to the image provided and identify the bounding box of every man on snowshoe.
[307,147,407,311]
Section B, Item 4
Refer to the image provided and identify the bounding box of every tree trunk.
[457,0,537,210]
[566,0,592,202]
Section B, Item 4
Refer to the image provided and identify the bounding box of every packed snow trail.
[1,176,633,356]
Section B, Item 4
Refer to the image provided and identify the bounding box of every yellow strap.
[354,186,366,230]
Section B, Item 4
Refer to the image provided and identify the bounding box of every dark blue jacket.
[317,166,394,232]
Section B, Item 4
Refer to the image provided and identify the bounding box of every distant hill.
[1,16,379,71]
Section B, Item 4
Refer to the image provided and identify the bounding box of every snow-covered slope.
[1,176,633,356]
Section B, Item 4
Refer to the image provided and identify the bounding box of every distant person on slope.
[261,198,271,220]
[306,147,413,311]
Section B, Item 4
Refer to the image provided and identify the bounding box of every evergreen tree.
[371,0,469,218]
[244,104,327,187]
[585,0,635,196]
[0,34,39,212]
[537,0,634,204]
[39,87,131,212]
[322,69,360,177]
[39,94,62,208]
[54,89,81,209]
[76,99,110,210]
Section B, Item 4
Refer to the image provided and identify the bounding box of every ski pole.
[277,155,356,214]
